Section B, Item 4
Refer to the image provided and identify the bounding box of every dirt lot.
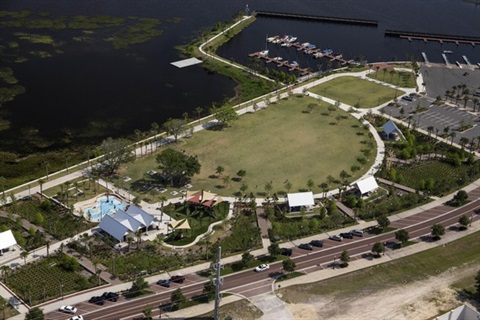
[280,265,479,320]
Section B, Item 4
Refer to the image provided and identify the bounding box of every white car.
[254,264,270,272]
[69,316,84,320]
[59,305,77,314]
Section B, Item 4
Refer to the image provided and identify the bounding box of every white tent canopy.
[0,230,17,251]
[287,192,315,211]
[355,176,379,196]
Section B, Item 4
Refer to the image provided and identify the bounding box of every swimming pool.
[83,195,126,222]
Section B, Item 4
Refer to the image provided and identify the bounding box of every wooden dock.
[385,30,480,46]
[255,10,378,26]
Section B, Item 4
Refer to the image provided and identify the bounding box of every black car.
[170,275,186,284]
[102,292,119,302]
[156,279,171,287]
[281,248,293,256]
[298,243,313,251]
[340,232,354,239]
[309,240,324,247]
[401,95,413,101]
[89,296,105,305]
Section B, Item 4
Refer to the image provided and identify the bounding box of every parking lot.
[382,64,480,144]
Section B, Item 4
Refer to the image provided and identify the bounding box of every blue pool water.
[84,196,126,222]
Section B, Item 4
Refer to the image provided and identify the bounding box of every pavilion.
[354,176,379,197]
[286,192,315,212]
[0,230,17,253]
[98,205,155,242]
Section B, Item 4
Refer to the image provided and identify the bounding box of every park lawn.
[367,69,417,88]
[280,230,480,302]
[310,76,405,108]
[154,95,374,196]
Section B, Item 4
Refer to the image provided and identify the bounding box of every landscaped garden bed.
[6,253,99,305]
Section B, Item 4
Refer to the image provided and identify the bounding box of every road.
[45,187,480,320]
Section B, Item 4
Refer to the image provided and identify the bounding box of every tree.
[215,166,224,177]
[163,118,188,143]
[282,258,296,273]
[431,223,445,240]
[475,270,480,297]
[307,178,315,191]
[210,104,238,128]
[241,252,254,267]
[0,297,7,320]
[458,215,470,230]
[395,229,409,246]
[203,279,216,302]
[128,277,149,297]
[97,137,135,175]
[371,242,385,257]
[377,215,391,230]
[156,148,201,187]
[25,307,45,320]
[142,305,153,320]
[20,250,29,265]
[268,243,281,257]
[450,190,469,206]
[171,288,187,309]
[236,169,246,181]
[340,250,350,267]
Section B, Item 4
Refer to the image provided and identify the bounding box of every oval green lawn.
[177,95,376,195]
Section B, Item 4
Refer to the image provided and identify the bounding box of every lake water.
[0,0,479,152]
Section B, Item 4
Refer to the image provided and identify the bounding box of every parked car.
[329,235,343,242]
[254,264,270,272]
[102,291,119,302]
[59,305,77,314]
[88,296,105,305]
[351,229,364,237]
[340,232,354,239]
[309,240,324,247]
[401,95,413,101]
[157,279,171,287]
[281,248,293,256]
[69,316,84,320]
[298,243,313,251]
[170,275,186,283]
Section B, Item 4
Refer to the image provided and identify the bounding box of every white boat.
[288,36,297,42]
[273,57,283,61]
[290,61,299,66]
[267,36,278,43]
[443,50,453,54]
[259,50,269,56]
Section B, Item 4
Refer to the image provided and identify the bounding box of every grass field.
[120,95,375,198]
[367,69,417,88]
[309,76,405,108]
[280,230,480,302]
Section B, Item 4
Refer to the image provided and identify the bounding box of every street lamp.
[60,284,64,300]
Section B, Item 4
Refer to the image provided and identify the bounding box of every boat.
[322,48,333,55]
[306,44,316,50]
[443,50,453,54]
[266,36,278,43]
[273,57,283,61]
[290,61,299,66]
[314,52,324,58]
[259,50,269,56]
[288,36,297,42]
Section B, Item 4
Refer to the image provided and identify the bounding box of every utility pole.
[214,246,222,320]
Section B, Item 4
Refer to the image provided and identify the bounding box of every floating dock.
[421,52,430,65]
[462,55,473,68]
[255,10,378,26]
[385,30,480,45]
[442,53,451,68]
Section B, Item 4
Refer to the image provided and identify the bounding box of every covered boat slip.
[170,58,203,68]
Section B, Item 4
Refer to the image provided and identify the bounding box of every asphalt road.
[46,187,480,320]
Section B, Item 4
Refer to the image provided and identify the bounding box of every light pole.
[213,246,222,320]
[333,256,336,269]
[60,283,64,300]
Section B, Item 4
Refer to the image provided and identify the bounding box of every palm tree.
[0,176,5,198]
[449,131,456,145]
[38,178,45,197]
[459,137,469,149]
[264,182,273,197]
[307,179,315,191]
[20,250,29,265]
[427,126,434,138]
[319,182,329,199]
[195,107,203,119]
[150,122,160,151]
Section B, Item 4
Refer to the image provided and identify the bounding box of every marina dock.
[462,55,473,68]
[421,52,430,65]
[385,30,480,45]
[255,10,378,26]
[442,53,451,68]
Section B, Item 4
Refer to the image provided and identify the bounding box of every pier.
[442,53,451,68]
[421,52,430,65]
[385,30,480,45]
[255,10,378,26]
[462,55,473,68]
